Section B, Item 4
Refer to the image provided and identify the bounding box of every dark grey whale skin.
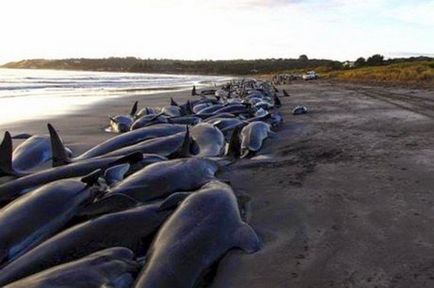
[190,123,225,157]
[134,180,261,288]
[4,247,139,288]
[12,135,61,172]
[0,153,141,205]
[0,203,172,287]
[240,121,271,158]
[110,158,218,203]
[105,131,187,158]
[74,124,186,160]
[0,177,99,266]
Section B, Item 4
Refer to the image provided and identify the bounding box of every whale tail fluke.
[48,123,72,167]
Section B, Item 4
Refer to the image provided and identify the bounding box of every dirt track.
[212,81,434,288]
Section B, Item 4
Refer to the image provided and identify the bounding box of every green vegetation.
[1,57,341,75]
[3,54,433,86]
[324,60,434,86]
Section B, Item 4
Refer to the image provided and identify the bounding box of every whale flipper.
[235,223,261,253]
[47,123,71,167]
[104,164,130,186]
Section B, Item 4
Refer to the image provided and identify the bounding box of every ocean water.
[0,68,230,125]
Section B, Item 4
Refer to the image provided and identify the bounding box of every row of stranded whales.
[0,78,286,287]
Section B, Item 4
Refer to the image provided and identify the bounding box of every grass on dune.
[324,61,434,86]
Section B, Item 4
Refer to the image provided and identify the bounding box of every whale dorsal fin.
[170,97,179,107]
[226,124,243,159]
[104,164,130,186]
[130,101,138,117]
[0,132,14,176]
[273,94,282,108]
[185,100,193,114]
[170,127,190,159]
[234,223,261,253]
[47,123,71,167]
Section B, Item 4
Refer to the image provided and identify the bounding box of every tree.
[354,57,366,67]
[366,54,384,66]
[298,55,308,61]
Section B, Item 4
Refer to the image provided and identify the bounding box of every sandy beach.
[2,80,434,287]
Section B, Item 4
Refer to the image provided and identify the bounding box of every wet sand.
[2,81,434,287]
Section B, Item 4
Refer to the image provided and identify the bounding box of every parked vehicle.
[302,71,319,80]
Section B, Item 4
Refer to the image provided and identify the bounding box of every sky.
[0,0,433,64]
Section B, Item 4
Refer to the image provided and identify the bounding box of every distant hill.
[1,57,342,75]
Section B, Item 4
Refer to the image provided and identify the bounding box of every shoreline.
[0,66,238,78]
[0,88,194,154]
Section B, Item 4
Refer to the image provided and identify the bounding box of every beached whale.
[205,117,243,131]
[240,121,272,158]
[196,104,224,115]
[212,103,251,115]
[190,123,225,157]
[0,199,180,286]
[0,170,102,266]
[109,158,218,202]
[0,133,71,177]
[0,152,143,205]
[167,116,202,125]
[133,180,261,288]
[4,247,139,288]
[293,105,308,115]
[109,101,138,133]
[161,106,181,117]
[130,113,169,130]
[135,107,162,118]
[104,129,190,159]
[49,123,186,165]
